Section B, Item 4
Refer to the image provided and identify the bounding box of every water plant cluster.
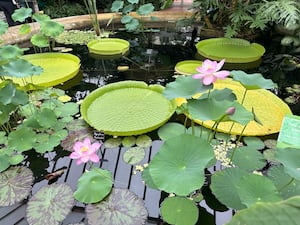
[0,2,300,225]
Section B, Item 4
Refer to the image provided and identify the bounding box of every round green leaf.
[19,24,31,35]
[3,58,43,78]
[104,137,122,148]
[267,165,300,199]
[243,136,265,150]
[136,134,152,147]
[137,3,154,15]
[275,148,300,180]
[123,147,145,165]
[236,174,282,208]
[8,127,36,152]
[161,196,198,225]
[26,183,74,225]
[231,146,266,171]
[74,168,113,203]
[86,188,148,225]
[227,196,300,225]
[0,166,33,206]
[231,70,275,90]
[0,45,24,60]
[12,7,32,22]
[148,133,214,196]
[158,122,187,141]
[141,166,158,190]
[163,75,212,100]
[211,168,248,210]
[111,1,124,12]
[81,81,176,136]
[31,34,49,48]
[0,20,8,35]
[40,20,64,38]
[9,154,25,165]
[121,136,136,147]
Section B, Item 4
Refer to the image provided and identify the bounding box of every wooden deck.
[0,139,234,225]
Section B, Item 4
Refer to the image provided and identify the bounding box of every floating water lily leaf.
[267,165,300,199]
[8,127,36,152]
[275,148,300,180]
[81,81,176,136]
[104,137,122,148]
[86,188,148,225]
[211,168,248,210]
[87,38,129,56]
[195,79,292,136]
[7,53,80,87]
[123,147,145,165]
[136,135,152,147]
[121,136,136,147]
[226,196,300,225]
[236,173,282,208]
[243,136,265,150]
[160,196,198,225]
[231,146,266,171]
[74,168,113,203]
[26,183,74,225]
[157,122,187,141]
[148,133,214,196]
[196,38,265,63]
[174,60,202,75]
[0,166,33,206]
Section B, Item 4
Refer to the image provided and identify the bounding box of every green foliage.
[0,82,79,168]
[192,0,300,40]
[74,168,113,203]
[110,0,155,32]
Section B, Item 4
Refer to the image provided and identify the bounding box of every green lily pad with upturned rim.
[174,60,202,75]
[81,80,177,136]
[87,38,130,56]
[196,38,265,63]
[6,53,80,87]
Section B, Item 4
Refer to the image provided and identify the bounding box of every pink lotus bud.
[226,107,236,115]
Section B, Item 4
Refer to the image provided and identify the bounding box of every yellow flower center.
[80,146,89,152]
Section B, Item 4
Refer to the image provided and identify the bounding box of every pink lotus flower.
[193,59,230,85]
[69,138,100,165]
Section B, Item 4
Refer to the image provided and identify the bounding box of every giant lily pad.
[174,60,202,75]
[26,183,74,225]
[0,166,34,206]
[85,188,148,225]
[87,38,130,57]
[7,53,80,87]
[192,79,292,136]
[81,80,177,136]
[196,38,265,63]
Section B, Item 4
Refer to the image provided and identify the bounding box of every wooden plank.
[114,147,132,188]
[0,202,27,225]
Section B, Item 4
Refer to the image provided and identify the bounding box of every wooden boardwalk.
[0,140,233,225]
